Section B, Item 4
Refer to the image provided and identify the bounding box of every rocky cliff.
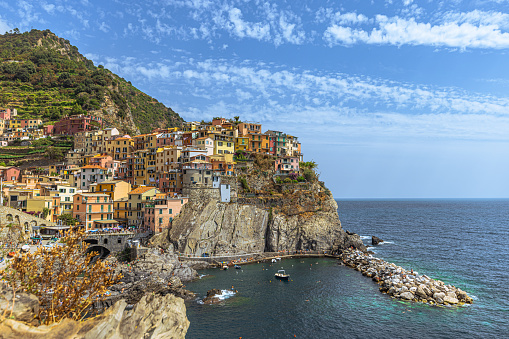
[151,156,365,255]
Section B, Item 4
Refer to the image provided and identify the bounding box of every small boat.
[7,251,16,257]
[234,265,241,269]
[271,259,277,263]
[275,269,290,280]
[222,265,229,270]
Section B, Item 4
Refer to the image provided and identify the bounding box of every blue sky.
[2,0,509,198]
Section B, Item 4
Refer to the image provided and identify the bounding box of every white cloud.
[98,22,110,33]
[41,3,55,14]
[227,7,271,41]
[324,14,509,49]
[0,16,10,34]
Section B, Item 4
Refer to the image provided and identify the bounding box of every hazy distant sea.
[185,199,509,338]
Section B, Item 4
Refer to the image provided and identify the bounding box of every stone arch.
[40,224,47,227]
[103,238,108,244]
[14,215,20,225]
[30,220,37,227]
[6,214,13,222]
[24,222,29,232]
[84,239,98,245]
[86,245,111,259]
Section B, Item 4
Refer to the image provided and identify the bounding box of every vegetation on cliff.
[0,29,183,133]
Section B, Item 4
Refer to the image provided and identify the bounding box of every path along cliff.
[150,154,365,255]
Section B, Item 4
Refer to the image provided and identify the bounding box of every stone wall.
[0,206,56,238]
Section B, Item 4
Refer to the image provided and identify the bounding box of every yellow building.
[155,146,182,172]
[235,136,250,152]
[114,197,129,224]
[213,137,234,155]
[127,186,160,227]
[25,195,60,222]
[90,180,132,201]
[107,137,134,160]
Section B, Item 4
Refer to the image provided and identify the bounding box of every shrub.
[0,228,121,324]
[297,176,305,182]
[284,177,292,183]
[239,176,250,192]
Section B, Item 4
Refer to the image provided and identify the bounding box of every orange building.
[72,193,115,231]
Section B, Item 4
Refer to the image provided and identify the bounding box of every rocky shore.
[340,249,473,306]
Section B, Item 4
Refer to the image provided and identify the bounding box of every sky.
[1,0,509,198]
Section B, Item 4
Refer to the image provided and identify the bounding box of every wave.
[216,289,236,300]
[380,241,394,245]
[366,247,375,251]
[199,274,207,279]
[359,236,371,240]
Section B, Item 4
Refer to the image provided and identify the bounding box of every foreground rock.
[0,293,189,339]
[340,249,473,306]
[0,285,39,326]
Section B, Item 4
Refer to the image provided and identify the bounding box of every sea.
[185,199,509,339]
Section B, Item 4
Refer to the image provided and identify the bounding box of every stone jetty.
[340,249,473,306]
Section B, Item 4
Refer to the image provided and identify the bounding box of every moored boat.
[275,269,290,280]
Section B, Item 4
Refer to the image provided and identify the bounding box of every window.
[169,208,173,214]
[159,218,163,224]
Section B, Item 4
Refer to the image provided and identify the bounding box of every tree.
[41,207,50,219]
[46,146,64,160]
[58,214,78,226]
[0,229,121,324]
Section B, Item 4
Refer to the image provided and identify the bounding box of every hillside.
[0,29,183,134]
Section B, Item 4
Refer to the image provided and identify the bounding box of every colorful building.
[72,193,115,230]
[53,115,103,135]
[143,193,188,233]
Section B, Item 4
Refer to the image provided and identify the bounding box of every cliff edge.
[151,154,365,255]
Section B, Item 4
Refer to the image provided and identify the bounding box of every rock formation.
[0,291,189,338]
[372,236,384,245]
[151,185,364,256]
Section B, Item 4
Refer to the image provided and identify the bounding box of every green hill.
[0,29,183,134]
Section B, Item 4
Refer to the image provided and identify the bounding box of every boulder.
[415,285,428,299]
[433,292,446,300]
[443,295,459,304]
[400,292,414,300]
[202,289,224,304]
[372,236,384,245]
[173,267,199,282]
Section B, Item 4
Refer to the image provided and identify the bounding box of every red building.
[0,109,11,120]
[43,125,54,136]
[53,115,103,135]
[0,166,21,181]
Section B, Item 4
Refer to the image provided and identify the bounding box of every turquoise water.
[185,199,509,338]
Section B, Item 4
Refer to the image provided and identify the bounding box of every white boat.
[275,269,290,280]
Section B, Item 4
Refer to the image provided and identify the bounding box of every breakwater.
[340,248,473,306]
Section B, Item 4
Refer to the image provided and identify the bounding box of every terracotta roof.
[81,165,107,170]
[129,186,157,195]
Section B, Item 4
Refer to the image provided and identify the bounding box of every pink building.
[274,156,300,173]
[43,125,54,136]
[143,193,188,233]
[0,109,11,120]
[1,167,21,181]
[53,115,103,135]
